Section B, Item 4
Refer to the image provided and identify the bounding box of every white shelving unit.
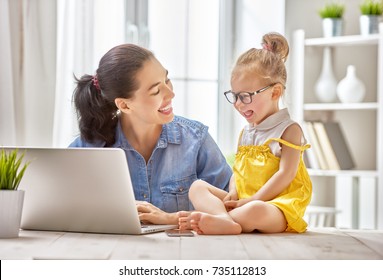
[291,23,383,230]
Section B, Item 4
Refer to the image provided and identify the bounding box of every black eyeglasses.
[224,83,277,104]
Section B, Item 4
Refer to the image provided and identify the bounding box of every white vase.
[315,47,338,103]
[0,190,25,238]
[336,65,366,103]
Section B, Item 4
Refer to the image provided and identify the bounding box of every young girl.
[179,32,312,235]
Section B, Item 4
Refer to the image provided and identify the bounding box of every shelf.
[293,24,383,229]
[303,102,379,111]
[305,34,379,47]
[308,169,378,177]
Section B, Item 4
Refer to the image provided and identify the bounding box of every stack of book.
[302,121,355,170]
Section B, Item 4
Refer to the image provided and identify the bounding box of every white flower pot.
[322,18,343,37]
[360,15,381,36]
[0,190,25,238]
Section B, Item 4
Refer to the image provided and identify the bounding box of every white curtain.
[0,0,16,145]
[0,0,125,148]
[53,0,125,147]
[0,0,56,147]
[23,0,57,147]
[53,0,94,147]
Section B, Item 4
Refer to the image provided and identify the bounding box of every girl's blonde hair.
[232,32,289,87]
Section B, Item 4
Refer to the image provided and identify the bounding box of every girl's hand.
[136,201,177,225]
[224,198,249,211]
[223,188,238,202]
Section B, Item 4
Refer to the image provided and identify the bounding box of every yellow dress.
[233,137,312,233]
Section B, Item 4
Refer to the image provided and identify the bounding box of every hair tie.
[262,43,272,51]
[92,75,101,91]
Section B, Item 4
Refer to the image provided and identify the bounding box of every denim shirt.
[69,116,232,213]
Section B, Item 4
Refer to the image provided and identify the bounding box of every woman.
[69,44,232,226]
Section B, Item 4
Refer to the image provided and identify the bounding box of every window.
[148,0,222,142]
[125,0,285,154]
[125,0,234,153]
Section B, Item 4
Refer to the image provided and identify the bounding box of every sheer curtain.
[53,0,125,147]
[0,0,56,147]
[53,0,94,147]
[0,0,125,148]
[0,0,16,145]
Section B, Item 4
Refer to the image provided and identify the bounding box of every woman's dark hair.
[73,44,154,146]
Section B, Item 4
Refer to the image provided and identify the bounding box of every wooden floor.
[1,227,382,260]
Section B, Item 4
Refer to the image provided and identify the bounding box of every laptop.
[2,147,177,235]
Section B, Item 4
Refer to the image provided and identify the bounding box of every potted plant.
[359,0,383,35]
[0,148,29,238]
[318,2,345,37]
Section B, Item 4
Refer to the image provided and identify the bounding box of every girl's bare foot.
[178,211,192,230]
[190,212,242,235]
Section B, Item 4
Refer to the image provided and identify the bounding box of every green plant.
[360,0,383,15]
[318,2,345,18]
[0,149,29,190]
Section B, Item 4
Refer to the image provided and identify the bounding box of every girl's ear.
[115,98,130,113]
[271,84,283,100]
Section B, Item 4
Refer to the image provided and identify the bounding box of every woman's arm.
[196,133,233,192]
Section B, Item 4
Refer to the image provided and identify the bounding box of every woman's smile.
[158,103,173,115]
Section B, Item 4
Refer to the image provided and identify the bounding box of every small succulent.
[319,2,345,18]
[0,149,29,190]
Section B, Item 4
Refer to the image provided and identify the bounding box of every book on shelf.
[306,121,355,170]
[321,121,355,170]
[303,121,328,170]
[312,121,340,170]
[301,122,320,169]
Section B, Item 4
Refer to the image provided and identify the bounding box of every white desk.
[1,227,382,260]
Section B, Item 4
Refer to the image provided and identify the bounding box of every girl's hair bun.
[261,32,289,62]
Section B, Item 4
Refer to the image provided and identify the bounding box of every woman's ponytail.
[72,74,118,146]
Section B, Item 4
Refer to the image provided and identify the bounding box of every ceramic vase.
[0,190,25,238]
[315,47,338,103]
[336,65,366,103]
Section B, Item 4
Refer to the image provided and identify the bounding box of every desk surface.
[1,227,382,260]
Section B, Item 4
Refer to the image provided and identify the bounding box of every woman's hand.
[136,201,177,225]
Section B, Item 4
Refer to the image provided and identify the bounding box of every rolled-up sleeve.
[196,132,232,191]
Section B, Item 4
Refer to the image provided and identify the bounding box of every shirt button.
[143,194,147,199]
